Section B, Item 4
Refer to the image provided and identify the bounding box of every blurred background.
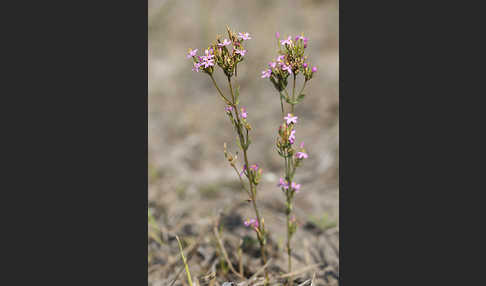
[148,0,338,285]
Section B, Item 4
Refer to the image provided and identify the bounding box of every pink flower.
[244,218,259,228]
[187,49,198,58]
[234,49,247,56]
[296,151,308,159]
[238,32,252,40]
[278,177,289,189]
[281,64,293,74]
[225,106,233,112]
[202,58,214,68]
[218,39,231,47]
[312,66,317,73]
[289,130,296,144]
[280,36,293,46]
[284,113,298,125]
[202,49,214,61]
[261,69,271,78]
[303,63,308,68]
[192,62,200,72]
[276,55,285,63]
[275,32,280,39]
[291,182,301,193]
[269,62,277,69]
[241,107,248,119]
[250,164,259,171]
[299,142,305,148]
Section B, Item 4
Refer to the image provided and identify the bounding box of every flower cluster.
[262,33,317,94]
[278,178,301,193]
[187,28,251,77]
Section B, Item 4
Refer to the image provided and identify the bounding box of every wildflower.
[234,49,247,56]
[269,62,277,69]
[238,32,252,40]
[250,164,259,171]
[187,48,198,58]
[280,36,293,46]
[192,62,200,72]
[202,49,214,60]
[241,107,248,119]
[218,38,231,47]
[299,142,305,148]
[295,35,308,45]
[303,63,308,68]
[291,182,301,193]
[225,106,233,112]
[202,58,215,68]
[284,113,298,125]
[312,66,317,73]
[244,218,259,229]
[289,129,296,144]
[278,177,289,189]
[276,55,285,63]
[261,69,271,78]
[276,32,280,39]
[281,64,293,74]
[296,151,308,159]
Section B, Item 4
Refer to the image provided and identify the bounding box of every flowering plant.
[262,32,316,285]
[187,27,317,285]
[187,27,268,281]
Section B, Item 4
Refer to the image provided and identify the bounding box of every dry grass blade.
[278,263,322,279]
[310,272,316,286]
[296,279,311,286]
[213,220,246,280]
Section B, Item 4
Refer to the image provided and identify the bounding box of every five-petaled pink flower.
[241,107,248,119]
[284,113,298,125]
[202,59,214,68]
[291,182,301,193]
[261,69,272,78]
[296,151,308,159]
[280,36,293,46]
[238,32,252,40]
[218,39,231,47]
[187,49,198,58]
[278,177,289,189]
[234,49,247,56]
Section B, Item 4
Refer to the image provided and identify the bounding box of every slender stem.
[227,76,268,283]
[279,92,285,115]
[209,74,232,105]
[291,74,296,113]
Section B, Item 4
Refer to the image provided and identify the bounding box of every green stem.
[227,76,268,283]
